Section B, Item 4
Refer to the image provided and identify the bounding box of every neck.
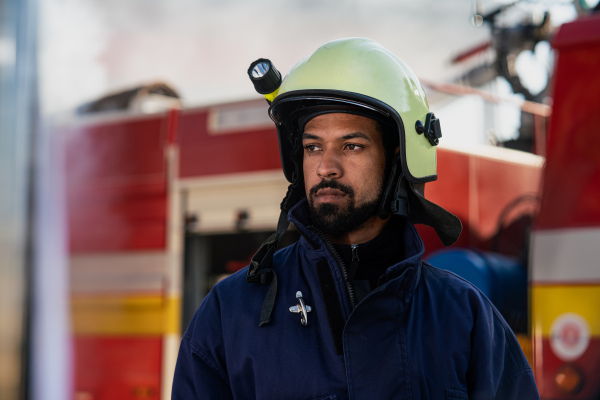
[327,214,391,245]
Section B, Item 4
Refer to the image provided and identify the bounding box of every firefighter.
[172,38,539,399]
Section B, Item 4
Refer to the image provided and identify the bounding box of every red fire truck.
[63,12,600,400]
[528,13,600,398]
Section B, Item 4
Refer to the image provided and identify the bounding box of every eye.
[303,144,321,152]
[344,143,363,151]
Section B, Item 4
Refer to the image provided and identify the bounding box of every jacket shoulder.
[419,261,494,302]
[418,262,537,399]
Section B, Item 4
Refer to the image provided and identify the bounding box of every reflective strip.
[70,251,168,294]
[207,101,272,134]
[72,295,181,336]
[532,285,600,336]
[531,227,600,283]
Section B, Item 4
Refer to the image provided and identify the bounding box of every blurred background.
[2,0,599,399]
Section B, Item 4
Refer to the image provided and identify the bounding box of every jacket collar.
[287,198,424,301]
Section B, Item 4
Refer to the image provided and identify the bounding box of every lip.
[314,188,347,203]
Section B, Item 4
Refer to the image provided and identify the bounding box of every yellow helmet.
[248,37,460,245]
[269,37,440,184]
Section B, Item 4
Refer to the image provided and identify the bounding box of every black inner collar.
[332,218,405,293]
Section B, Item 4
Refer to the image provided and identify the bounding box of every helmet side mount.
[416,113,442,146]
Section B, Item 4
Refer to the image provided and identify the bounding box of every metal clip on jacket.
[289,291,312,326]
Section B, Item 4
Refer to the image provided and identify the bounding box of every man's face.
[302,113,387,238]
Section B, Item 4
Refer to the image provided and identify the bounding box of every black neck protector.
[332,218,404,293]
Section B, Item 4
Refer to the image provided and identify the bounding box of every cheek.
[371,150,387,180]
[355,157,384,179]
[302,157,310,177]
[357,159,386,196]
[303,162,315,194]
[303,155,320,181]
[302,152,315,173]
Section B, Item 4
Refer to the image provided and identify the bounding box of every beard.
[307,179,383,237]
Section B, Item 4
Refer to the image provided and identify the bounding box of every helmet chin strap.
[247,146,304,327]
[246,209,289,327]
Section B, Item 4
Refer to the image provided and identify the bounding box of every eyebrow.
[302,132,372,141]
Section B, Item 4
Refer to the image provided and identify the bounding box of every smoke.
[39,0,109,115]
[38,0,499,113]
[39,0,574,113]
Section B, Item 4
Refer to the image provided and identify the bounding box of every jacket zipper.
[350,244,359,280]
[309,227,358,310]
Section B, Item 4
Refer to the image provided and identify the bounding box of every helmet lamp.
[248,58,282,103]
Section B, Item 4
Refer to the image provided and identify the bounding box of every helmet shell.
[270,37,437,183]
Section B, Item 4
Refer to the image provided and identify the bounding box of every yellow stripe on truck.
[72,295,181,336]
[532,284,600,336]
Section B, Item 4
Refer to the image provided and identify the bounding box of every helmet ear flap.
[407,183,462,246]
[378,161,462,246]
[280,135,306,213]
[378,153,408,220]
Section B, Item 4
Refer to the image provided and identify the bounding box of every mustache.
[309,180,354,198]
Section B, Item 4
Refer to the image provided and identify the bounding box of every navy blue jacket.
[172,200,539,399]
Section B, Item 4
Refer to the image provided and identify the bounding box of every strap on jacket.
[246,210,290,326]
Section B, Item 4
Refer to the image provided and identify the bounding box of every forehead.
[303,113,380,140]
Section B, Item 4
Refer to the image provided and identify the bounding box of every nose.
[316,149,342,179]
